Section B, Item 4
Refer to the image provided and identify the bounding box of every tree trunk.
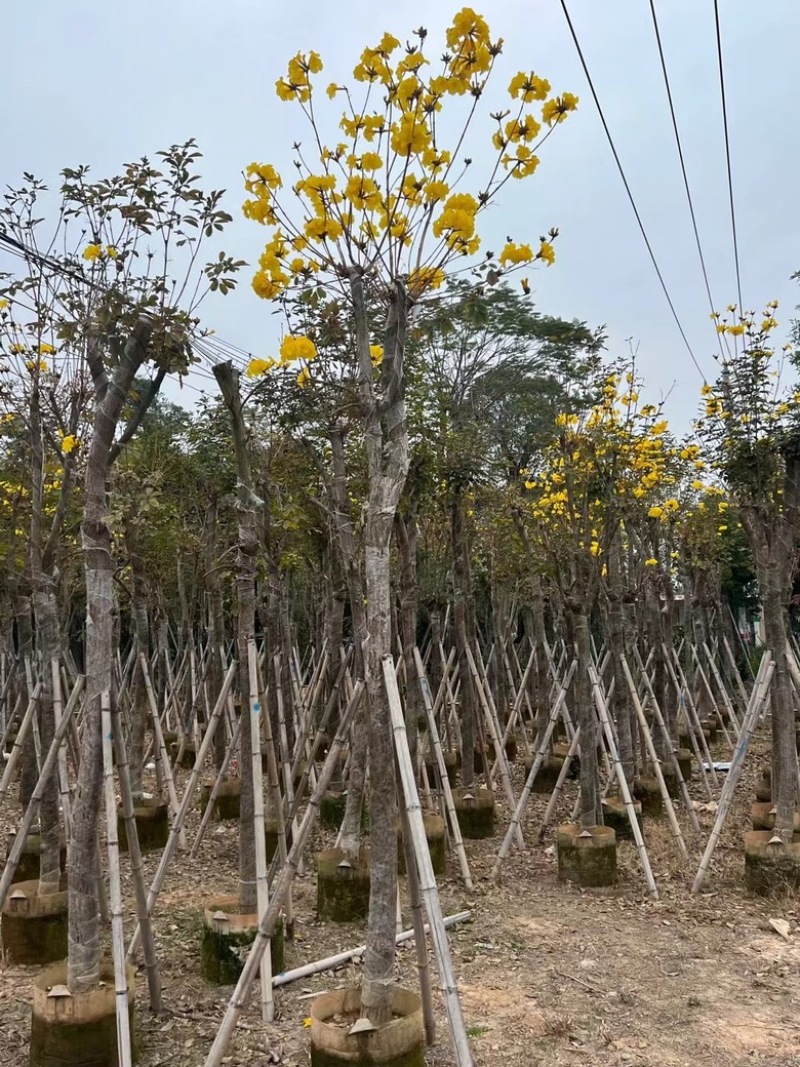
[351,274,410,1027]
[327,426,369,857]
[126,535,150,802]
[571,606,602,828]
[204,497,228,772]
[70,319,153,993]
[606,539,634,786]
[212,363,259,913]
[451,488,477,791]
[395,507,421,771]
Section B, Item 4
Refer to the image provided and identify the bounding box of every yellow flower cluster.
[523,374,684,559]
[243,8,576,307]
[246,335,318,383]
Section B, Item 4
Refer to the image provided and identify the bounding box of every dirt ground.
[1,725,799,1067]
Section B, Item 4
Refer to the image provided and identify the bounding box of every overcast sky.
[3,1,799,434]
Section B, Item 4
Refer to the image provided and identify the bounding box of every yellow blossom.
[538,240,555,266]
[60,434,78,454]
[280,335,317,363]
[644,558,658,567]
[82,244,102,261]
[499,241,533,266]
[370,345,384,365]
[246,357,276,377]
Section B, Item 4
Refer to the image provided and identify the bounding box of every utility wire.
[713,0,745,315]
[647,0,727,361]
[558,0,707,380]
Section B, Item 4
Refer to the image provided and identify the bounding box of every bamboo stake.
[619,653,687,858]
[0,677,84,911]
[465,645,521,846]
[589,663,658,899]
[203,680,362,1067]
[111,685,162,1012]
[247,641,274,1023]
[0,682,41,804]
[264,654,294,931]
[492,660,576,882]
[537,728,580,842]
[413,649,473,891]
[140,653,186,849]
[127,661,236,959]
[191,715,241,857]
[101,692,133,1067]
[388,657,475,1067]
[386,658,473,1067]
[273,911,472,988]
[691,653,774,895]
[51,658,71,838]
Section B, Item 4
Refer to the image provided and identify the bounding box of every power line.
[647,0,727,360]
[713,0,745,315]
[557,0,707,381]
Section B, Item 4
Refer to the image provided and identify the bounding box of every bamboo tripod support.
[691,653,775,895]
[634,651,701,834]
[413,648,474,891]
[101,692,133,1067]
[247,641,274,1023]
[619,653,687,858]
[588,663,658,899]
[110,688,162,1012]
[140,654,186,850]
[0,676,84,912]
[491,659,577,883]
[127,661,236,960]
[202,681,362,1067]
[384,657,474,1067]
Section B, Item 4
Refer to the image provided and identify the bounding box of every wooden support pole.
[385,658,473,1067]
[203,681,362,1067]
[101,692,133,1067]
[691,653,775,895]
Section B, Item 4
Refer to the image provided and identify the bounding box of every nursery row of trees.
[1,9,798,1064]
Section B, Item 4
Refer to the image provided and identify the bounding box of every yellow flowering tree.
[522,367,680,823]
[242,7,577,1024]
[698,305,800,841]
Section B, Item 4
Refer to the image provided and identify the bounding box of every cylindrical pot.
[556,823,617,887]
[201,893,284,984]
[601,796,642,841]
[309,986,424,1067]
[316,848,371,923]
[117,796,169,853]
[633,776,664,818]
[397,813,446,876]
[744,830,800,895]
[5,830,67,885]
[452,787,495,839]
[29,958,137,1067]
[1,877,68,965]
[199,778,241,821]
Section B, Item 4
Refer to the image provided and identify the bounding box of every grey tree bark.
[70,319,154,993]
[212,362,259,913]
[350,273,410,1026]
